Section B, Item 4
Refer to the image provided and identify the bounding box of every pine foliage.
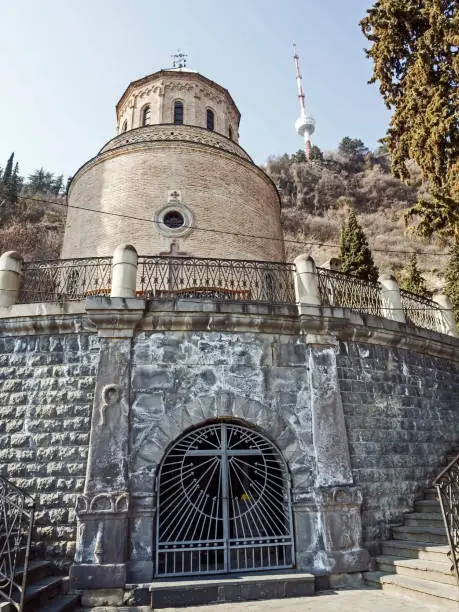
[361,0,459,240]
[400,253,429,296]
[339,209,379,282]
[444,244,459,325]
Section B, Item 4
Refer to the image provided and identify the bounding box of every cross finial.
[171,50,188,69]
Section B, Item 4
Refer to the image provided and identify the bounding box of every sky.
[0,0,390,179]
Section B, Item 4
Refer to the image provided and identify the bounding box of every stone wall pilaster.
[293,333,370,573]
[70,297,145,601]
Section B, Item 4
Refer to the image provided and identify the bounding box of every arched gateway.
[156,421,295,576]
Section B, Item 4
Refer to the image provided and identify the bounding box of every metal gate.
[156,422,294,576]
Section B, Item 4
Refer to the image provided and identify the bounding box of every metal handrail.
[137,255,297,305]
[400,289,442,333]
[316,267,383,316]
[19,257,112,303]
[0,475,35,611]
[15,257,453,336]
[433,452,459,585]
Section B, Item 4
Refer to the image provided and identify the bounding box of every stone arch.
[130,390,313,492]
[154,418,295,575]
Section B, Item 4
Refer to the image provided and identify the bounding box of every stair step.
[423,488,438,500]
[23,576,64,611]
[404,512,445,528]
[414,499,441,513]
[364,571,459,610]
[377,555,456,586]
[149,572,316,608]
[392,525,447,544]
[14,560,51,584]
[35,593,80,612]
[382,539,451,563]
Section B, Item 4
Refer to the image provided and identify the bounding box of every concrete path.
[85,587,448,612]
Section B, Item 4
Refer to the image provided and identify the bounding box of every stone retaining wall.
[0,300,458,579]
[338,341,459,554]
[0,331,99,563]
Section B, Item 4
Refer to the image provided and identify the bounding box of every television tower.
[293,43,315,160]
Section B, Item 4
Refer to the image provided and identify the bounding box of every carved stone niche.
[70,491,130,591]
[315,486,370,573]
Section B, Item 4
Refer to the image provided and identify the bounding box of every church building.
[0,56,458,610]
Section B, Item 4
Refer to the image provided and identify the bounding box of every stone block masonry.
[0,331,99,565]
[338,341,459,555]
[0,298,458,595]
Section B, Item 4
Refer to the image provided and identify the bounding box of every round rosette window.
[155,204,193,237]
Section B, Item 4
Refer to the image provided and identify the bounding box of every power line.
[14,193,451,257]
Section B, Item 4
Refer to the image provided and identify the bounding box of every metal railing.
[400,289,443,333]
[316,267,383,317]
[0,475,35,611]
[137,256,296,305]
[433,452,459,586]
[19,257,112,303]
[15,256,454,336]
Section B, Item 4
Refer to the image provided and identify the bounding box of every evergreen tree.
[291,149,306,163]
[51,174,64,195]
[444,244,459,327]
[339,209,379,282]
[338,137,369,172]
[27,168,47,193]
[400,253,428,296]
[309,145,324,162]
[1,153,14,185]
[7,162,22,205]
[361,1,459,239]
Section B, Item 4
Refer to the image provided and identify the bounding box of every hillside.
[264,140,450,292]
[0,153,67,261]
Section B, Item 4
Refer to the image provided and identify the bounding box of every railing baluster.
[433,453,459,586]
[0,475,35,611]
[400,289,443,333]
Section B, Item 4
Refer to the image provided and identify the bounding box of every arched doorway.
[155,421,294,576]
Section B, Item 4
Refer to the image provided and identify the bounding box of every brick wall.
[0,332,99,565]
[62,142,284,262]
[117,71,240,141]
[338,341,459,555]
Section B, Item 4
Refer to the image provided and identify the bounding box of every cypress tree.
[1,153,14,185]
[400,253,428,296]
[7,163,21,204]
[339,209,379,282]
[444,243,459,327]
[361,1,459,239]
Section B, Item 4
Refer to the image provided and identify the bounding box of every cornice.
[0,299,457,364]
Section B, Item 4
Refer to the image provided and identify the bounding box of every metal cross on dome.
[171,50,188,69]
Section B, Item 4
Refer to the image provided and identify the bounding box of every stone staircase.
[364,448,459,609]
[1,556,79,612]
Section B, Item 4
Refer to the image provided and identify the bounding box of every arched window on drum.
[206,108,215,131]
[174,101,184,125]
[142,105,151,126]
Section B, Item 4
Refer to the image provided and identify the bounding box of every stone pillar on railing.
[0,251,23,307]
[433,293,458,337]
[379,274,405,324]
[294,254,321,313]
[111,244,138,298]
